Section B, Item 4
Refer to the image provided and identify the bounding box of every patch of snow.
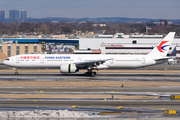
[0,110,99,118]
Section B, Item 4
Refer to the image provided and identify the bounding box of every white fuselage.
[3,54,156,69]
[3,32,176,72]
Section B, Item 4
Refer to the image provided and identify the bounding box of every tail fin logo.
[157,41,170,53]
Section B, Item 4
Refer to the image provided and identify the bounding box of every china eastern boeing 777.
[3,32,175,76]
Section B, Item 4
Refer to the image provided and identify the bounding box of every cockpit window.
[5,59,9,61]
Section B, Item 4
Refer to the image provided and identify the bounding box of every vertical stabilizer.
[148,32,175,57]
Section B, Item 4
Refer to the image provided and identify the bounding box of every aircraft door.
[78,57,82,62]
[142,58,145,64]
[110,58,114,64]
[40,57,44,63]
[16,57,20,63]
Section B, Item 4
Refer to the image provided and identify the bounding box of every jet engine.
[60,64,77,73]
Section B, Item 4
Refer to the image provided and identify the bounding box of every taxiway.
[0,68,180,119]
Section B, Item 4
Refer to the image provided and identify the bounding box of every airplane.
[3,32,175,76]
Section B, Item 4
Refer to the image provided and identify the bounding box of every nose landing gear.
[12,68,18,75]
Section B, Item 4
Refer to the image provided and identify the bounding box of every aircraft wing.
[75,59,109,68]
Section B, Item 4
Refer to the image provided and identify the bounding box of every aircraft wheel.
[15,72,18,75]
[84,72,88,76]
[85,72,93,76]
[85,72,96,76]
[87,72,91,76]
[88,72,94,76]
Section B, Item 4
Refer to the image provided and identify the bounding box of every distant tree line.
[0,21,180,35]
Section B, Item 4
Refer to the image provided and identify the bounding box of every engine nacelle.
[60,64,77,73]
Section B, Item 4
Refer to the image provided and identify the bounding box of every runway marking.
[170,95,180,99]
[111,91,114,93]
[40,91,44,92]
[156,108,166,110]
[142,101,147,102]
[164,110,176,114]
[147,92,151,93]
[33,100,37,102]
[102,100,106,102]
[116,106,122,109]
[71,105,76,108]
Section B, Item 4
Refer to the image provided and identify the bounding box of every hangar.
[78,38,180,58]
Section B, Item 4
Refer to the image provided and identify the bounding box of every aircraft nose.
[3,59,9,65]
[3,60,6,65]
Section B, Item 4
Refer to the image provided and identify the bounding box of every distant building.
[9,9,19,21]
[21,10,27,21]
[147,20,172,26]
[95,34,113,38]
[0,10,5,21]
[93,24,106,27]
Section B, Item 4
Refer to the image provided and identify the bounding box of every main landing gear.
[84,71,96,76]
[12,68,18,75]
[84,67,97,76]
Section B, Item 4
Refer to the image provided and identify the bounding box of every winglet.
[148,32,175,57]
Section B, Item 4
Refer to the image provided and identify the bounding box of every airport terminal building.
[78,38,180,57]
[1,37,180,63]
[0,38,79,62]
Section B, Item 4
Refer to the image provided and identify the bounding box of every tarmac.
[0,64,180,119]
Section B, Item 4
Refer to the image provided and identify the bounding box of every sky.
[0,0,180,19]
